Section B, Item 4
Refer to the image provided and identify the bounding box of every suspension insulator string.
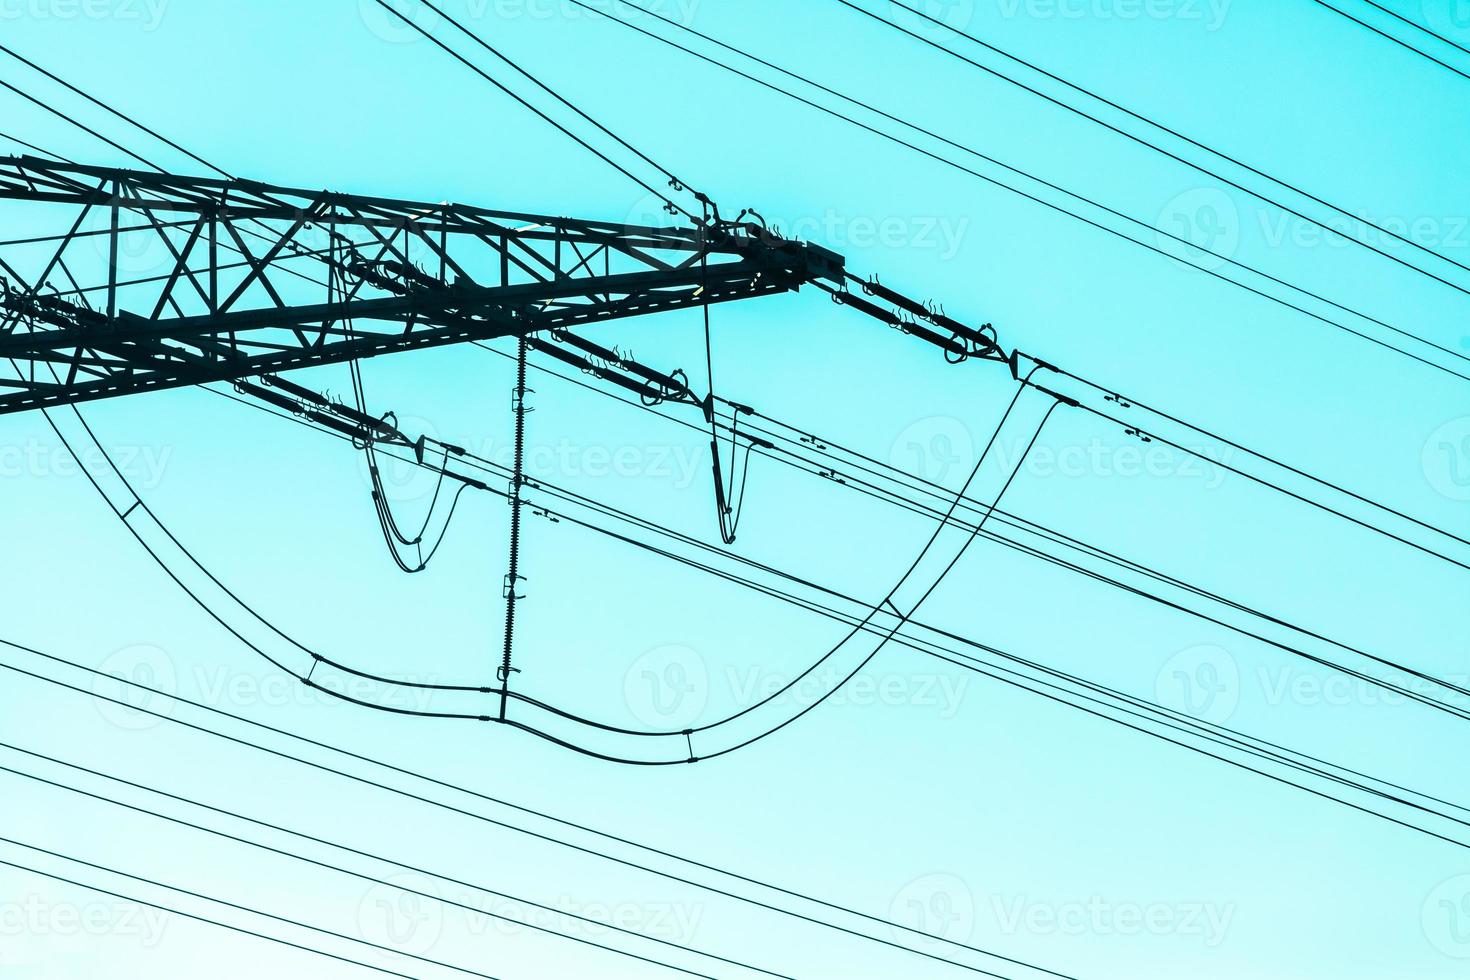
[499,335,531,720]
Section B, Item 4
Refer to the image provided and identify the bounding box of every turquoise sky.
[1,1,1469,977]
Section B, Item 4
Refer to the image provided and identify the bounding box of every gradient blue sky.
[1,1,1468,977]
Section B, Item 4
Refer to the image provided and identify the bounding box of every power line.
[1038,362,1470,552]
[9,572,1470,856]
[557,0,1470,384]
[1351,0,1470,56]
[844,0,1470,284]
[0,43,228,174]
[0,643,1077,980]
[0,127,63,157]
[0,848,439,980]
[0,75,163,169]
[50,368,1470,833]
[0,55,1033,765]
[18,220,1470,756]
[1309,0,1470,81]
[0,754,772,980]
[5,13,1464,905]
[44,310,1470,759]
[0,836,497,979]
[366,0,697,220]
[409,0,702,205]
[455,342,1470,719]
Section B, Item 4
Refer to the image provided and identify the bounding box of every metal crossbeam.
[0,157,844,414]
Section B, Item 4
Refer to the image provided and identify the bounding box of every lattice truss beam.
[0,157,844,414]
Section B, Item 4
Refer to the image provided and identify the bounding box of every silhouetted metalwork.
[0,157,844,414]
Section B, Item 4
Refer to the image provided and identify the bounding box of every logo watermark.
[1423,417,1470,502]
[0,0,167,30]
[0,895,168,945]
[1423,874,1470,959]
[994,0,1231,30]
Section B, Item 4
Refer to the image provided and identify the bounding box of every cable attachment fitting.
[502,572,527,600]
[511,384,535,416]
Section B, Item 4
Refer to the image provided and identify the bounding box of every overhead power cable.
[1038,362,1470,552]
[5,26,1464,846]
[0,844,453,980]
[28,297,1470,767]
[54,369,1470,841]
[367,0,698,220]
[9,43,1470,552]
[17,239,1470,745]
[9,575,1470,856]
[558,0,1470,383]
[843,0,1470,286]
[0,127,63,157]
[409,0,703,207]
[0,64,1046,765]
[0,643,1079,980]
[1309,0,1470,81]
[0,42,228,174]
[1348,0,1470,56]
[0,757,773,980]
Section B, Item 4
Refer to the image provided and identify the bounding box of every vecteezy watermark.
[1018,436,1231,488]
[1422,416,1470,502]
[623,644,709,729]
[724,664,970,719]
[890,874,977,945]
[0,0,167,30]
[0,438,172,490]
[0,895,168,946]
[91,644,178,731]
[890,416,1233,489]
[899,0,977,29]
[1156,187,1241,272]
[1154,643,1470,721]
[621,193,973,261]
[476,896,705,940]
[622,644,970,729]
[1257,210,1470,253]
[367,426,707,505]
[992,0,1232,30]
[357,876,445,956]
[889,875,1235,947]
[987,894,1235,946]
[359,0,703,43]
[1423,874,1470,959]
[91,645,448,731]
[1155,643,1240,724]
[891,416,976,485]
[1420,0,1470,38]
